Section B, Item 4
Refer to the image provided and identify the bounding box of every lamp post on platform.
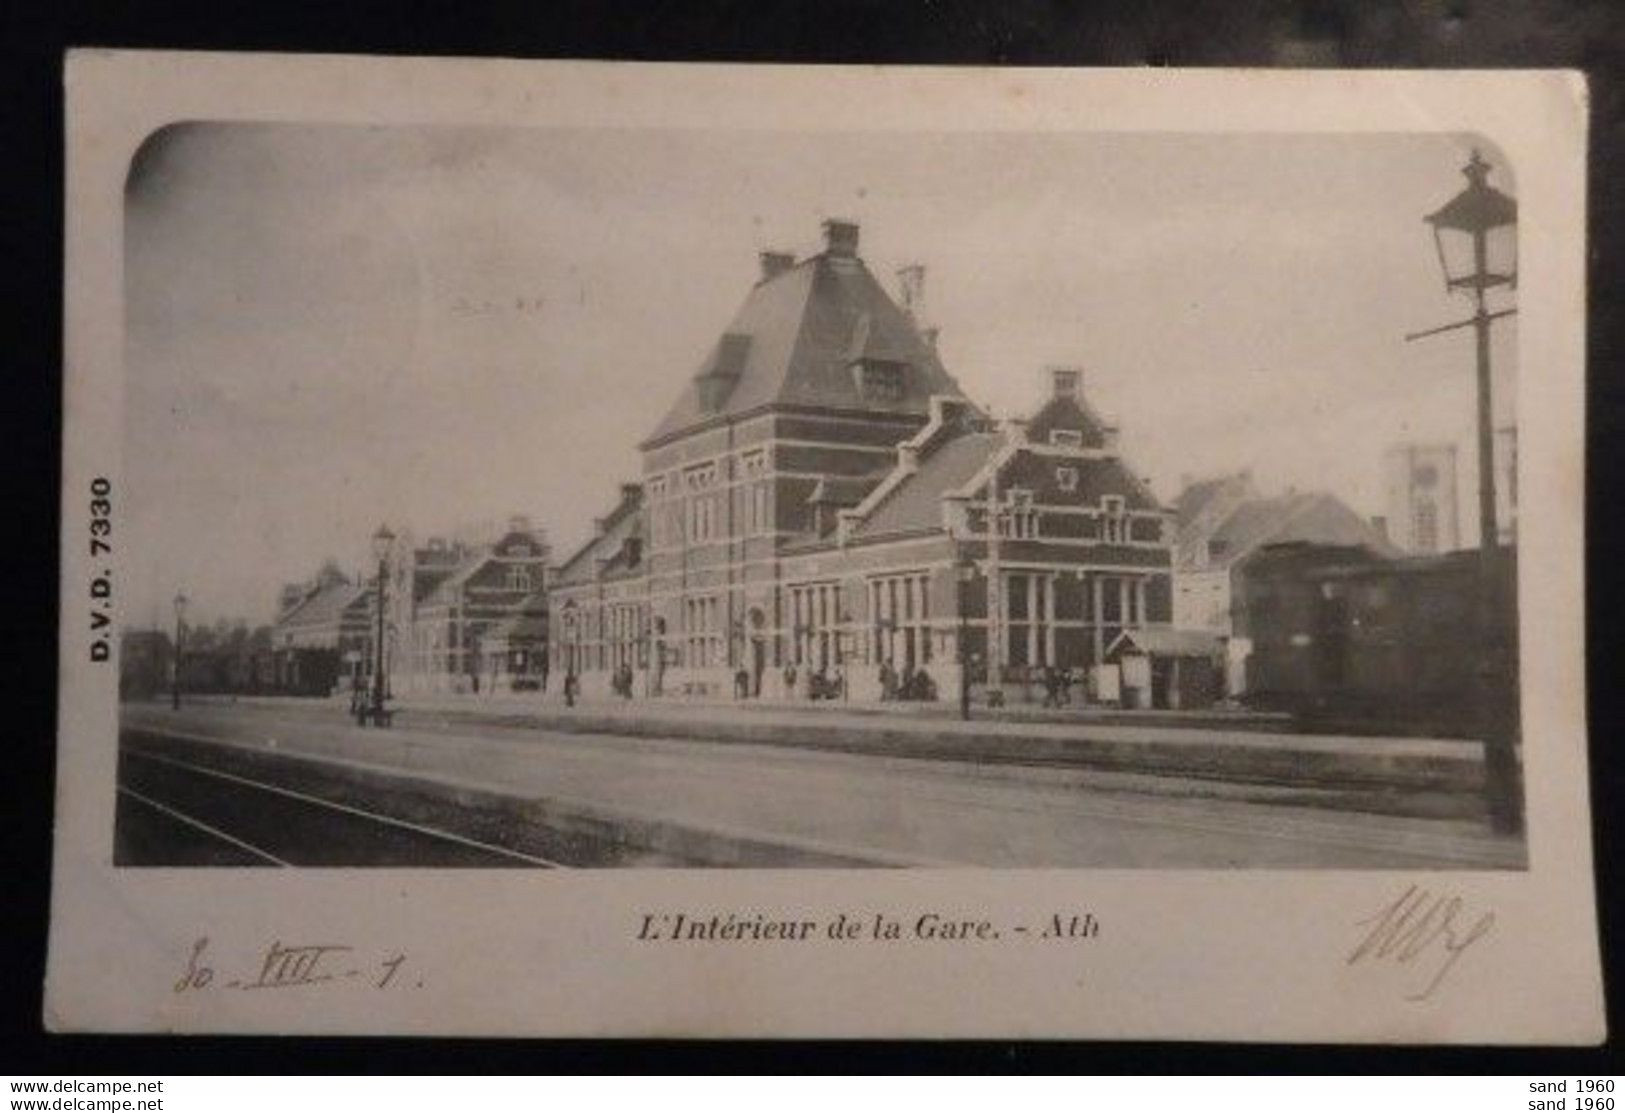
[171,592,188,711]
[956,556,978,721]
[1406,148,1522,835]
[366,524,395,727]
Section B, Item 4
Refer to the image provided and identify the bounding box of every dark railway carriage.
[1234,542,1517,735]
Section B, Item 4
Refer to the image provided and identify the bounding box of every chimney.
[922,326,940,351]
[507,514,532,535]
[1370,515,1389,542]
[822,218,859,258]
[896,264,925,315]
[1048,365,1083,400]
[758,250,795,283]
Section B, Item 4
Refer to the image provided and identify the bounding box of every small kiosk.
[1104,628,1222,710]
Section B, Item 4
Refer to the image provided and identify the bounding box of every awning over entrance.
[1104,626,1221,661]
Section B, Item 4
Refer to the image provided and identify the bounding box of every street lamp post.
[956,556,977,721]
[1407,148,1522,835]
[171,592,188,711]
[366,524,395,728]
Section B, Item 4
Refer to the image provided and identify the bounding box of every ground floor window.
[607,602,643,671]
[790,582,841,671]
[684,595,721,668]
[869,572,931,671]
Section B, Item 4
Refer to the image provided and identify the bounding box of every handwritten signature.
[1346,884,1495,1002]
[174,937,413,994]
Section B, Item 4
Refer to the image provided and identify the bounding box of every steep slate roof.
[277,580,368,632]
[643,251,967,447]
[806,474,885,507]
[849,430,1002,539]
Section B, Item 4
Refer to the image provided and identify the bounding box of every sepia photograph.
[51,54,1597,1041]
[114,122,1526,870]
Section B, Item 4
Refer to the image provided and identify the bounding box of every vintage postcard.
[51,51,1598,1040]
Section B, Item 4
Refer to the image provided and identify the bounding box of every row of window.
[982,493,1140,543]
[646,450,769,503]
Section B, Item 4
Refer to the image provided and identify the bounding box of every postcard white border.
[52,52,1599,1041]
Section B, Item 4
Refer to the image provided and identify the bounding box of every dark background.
[4,0,1623,1074]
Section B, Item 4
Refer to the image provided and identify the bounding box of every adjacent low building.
[271,563,373,695]
[550,219,1176,704]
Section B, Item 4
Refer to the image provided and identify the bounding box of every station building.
[382,518,552,694]
[549,219,1176,702]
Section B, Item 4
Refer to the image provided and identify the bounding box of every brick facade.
[549,220,1176,704]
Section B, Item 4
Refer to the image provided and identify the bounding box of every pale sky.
[124,123,1517,627]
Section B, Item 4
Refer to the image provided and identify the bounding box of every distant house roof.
[642,240,968,448]
[1106,627,1223,659]
[1174,473,1252,529]
[1177,486,1397,570]
[277,580,368,633]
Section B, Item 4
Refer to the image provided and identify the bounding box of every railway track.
[116,745,567,868]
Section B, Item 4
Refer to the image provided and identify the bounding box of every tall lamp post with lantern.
[171,591,188,711]
[1405,148,1522,835]
[366,524,395,728]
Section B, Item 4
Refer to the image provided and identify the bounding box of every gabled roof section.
[554,484,644,586]
[849,429,1002,539]
[1174,471,1259,562]
[277,580,368,632]
[643,229,967,448]
[1026,392,1114,450]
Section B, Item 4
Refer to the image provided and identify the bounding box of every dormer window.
[854,359,907,402]
[1056,466,1079,492]
[506,566,533,591]
[1050,429,1084,448]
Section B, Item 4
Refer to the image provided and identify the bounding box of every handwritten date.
[174,937,415,994]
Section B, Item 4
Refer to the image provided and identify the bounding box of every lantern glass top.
[172,592,188,620]
[1424,149,1518,292]
[957,557,979,582]
[371,523,396,562]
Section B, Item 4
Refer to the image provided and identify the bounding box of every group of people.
[779,664,845,701]
[1038,664,1081,708]
[878,660,937,702]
